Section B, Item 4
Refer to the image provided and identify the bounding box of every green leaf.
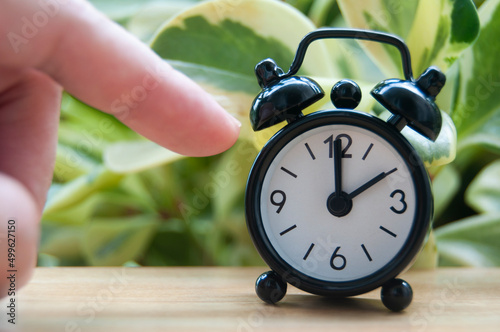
[465,160,500,213]
[338,0,479,77]
[53,143,97,182]
[89,0,151,21]
[144,219,210,266]
[150,0,337,142]
[58,93,138,161]
[452,0,500,146]
[103,140,184,173]
[43,167,123,215]
[436,213,500,266]
[44,183,156,225]
[406,0,479,75]
[284,0,315,14]
[201,212,263,266]
[167,59,259,95]
[458,133,500,155]
[151,0,334,79]
[88,0,196,24]
[117,174,159,213]
[432,165,461,220]
[57,123,104,160]
[43,194,102,225]
[379,110,457,167]
[122,261,141,267]
[60,93,134,142]
[153,18,288,78]
[308,0,340,27]
[404,111,457,167]
[83,215,159,266]
[456,106,500,157]
[211,140,257,221]
[412,230,438,269]
[166,60,258,140]
[39,223,84,260]
[37,253,61,267]
[338,0,419,77]
[90,191,152,218]
[125,2,198,41]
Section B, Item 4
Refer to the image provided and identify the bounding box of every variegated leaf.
[338,0,479,78]
[453,0,500,154]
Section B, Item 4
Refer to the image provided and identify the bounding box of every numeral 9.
[270,190,286,213]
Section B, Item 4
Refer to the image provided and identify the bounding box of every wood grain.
[4,267,500,331]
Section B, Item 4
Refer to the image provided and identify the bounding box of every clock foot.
[255,271,287,304]
[381,278,413,312]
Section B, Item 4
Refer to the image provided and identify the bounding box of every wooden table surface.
[3,267,499,331]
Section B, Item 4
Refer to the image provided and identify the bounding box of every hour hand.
[347,168,398,199]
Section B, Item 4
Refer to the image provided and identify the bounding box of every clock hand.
[347,168,398,199]
[334,138,342,197]
[326,139,353,218]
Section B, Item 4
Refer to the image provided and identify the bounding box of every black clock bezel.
[245,109,432,297]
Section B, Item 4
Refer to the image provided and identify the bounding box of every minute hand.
[347,168,398,199]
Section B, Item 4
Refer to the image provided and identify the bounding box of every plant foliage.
[41,0,499,269]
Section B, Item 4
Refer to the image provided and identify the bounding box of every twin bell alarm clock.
[245,28,445,311]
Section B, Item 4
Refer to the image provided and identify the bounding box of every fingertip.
[160,69,242,157]
[109,62,242,157]
[229,114,243,130]
[208,112,242,156]
[188,96,242,157]
[176,110,242,157]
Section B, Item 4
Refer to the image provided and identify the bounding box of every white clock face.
[259,124,417,282]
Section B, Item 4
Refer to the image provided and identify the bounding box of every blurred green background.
[40,0,500,269]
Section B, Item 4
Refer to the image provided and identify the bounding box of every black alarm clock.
[245,29,445,311]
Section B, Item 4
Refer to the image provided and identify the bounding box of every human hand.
[0,0,240,296]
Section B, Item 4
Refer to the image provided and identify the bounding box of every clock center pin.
[326,192,352,217]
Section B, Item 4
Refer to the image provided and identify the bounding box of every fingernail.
[230,115,242,128]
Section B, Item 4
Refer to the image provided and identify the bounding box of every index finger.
[0,0,240,157]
